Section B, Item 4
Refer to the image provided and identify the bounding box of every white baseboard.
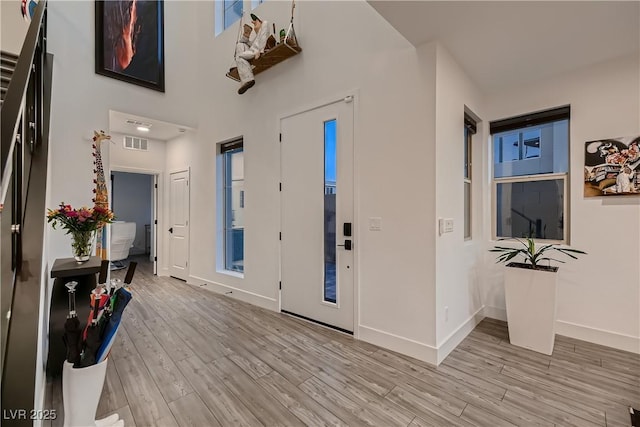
[556,320,640,354]
[436,307,485,364]
[483,305,507,322]
[358,325,438,365]
[484,306,639,354]
[158,268,170,277]
[189,274,278,312]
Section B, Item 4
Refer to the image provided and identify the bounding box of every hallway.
[46,259,639,426]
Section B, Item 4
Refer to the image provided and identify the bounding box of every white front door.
[169,170,189,280]
[280,98,355,333]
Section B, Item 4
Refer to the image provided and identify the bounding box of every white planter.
[504,263,558,355]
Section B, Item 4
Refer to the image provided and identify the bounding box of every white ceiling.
[368,1,640,93]
[108,110,193,142]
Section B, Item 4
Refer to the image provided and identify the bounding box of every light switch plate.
[369,217,382,231]
[444,218,454,233]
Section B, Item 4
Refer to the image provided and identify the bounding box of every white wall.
[165,132,195,275]
[42,2,198,413]
[112,171,153,254]
[179,0,440,360]
[433,44,485,361]
[109,131,166,173]
[482,54,640,353]
[0,0,29,55]
[46,0,198,264]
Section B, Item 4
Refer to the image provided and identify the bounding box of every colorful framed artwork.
[584,136,640,197]
[95,0,165,92]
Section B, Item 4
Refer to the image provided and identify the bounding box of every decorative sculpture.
[92,130,112,259]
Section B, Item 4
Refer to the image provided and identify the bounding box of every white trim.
[493,172,568,183]
[217,269,244,279]
[358,325,438,366]
[436,307,485,364]
[351,89,361,340]
[279,90,358,121]
[483,307,639,354]
[189,274,278,311]
[556,320,640,355]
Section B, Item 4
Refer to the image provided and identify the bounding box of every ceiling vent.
[125,119,152,128]
[124,135,148,151]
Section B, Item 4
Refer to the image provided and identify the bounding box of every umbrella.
[96,262,136,363]
[77,287,110,368]
[62,281,82,365]
[77,261,111,368]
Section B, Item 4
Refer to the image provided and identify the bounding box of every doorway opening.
[110,171,158,274]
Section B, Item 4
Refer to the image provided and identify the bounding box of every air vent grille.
[124,135,148,151]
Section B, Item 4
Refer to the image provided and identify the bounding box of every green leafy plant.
[490,237,586,269]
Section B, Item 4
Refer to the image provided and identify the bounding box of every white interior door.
[169,170,189,280]
[281,98,354,332]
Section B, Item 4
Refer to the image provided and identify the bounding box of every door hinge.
[279,182,282,191]
[154,256,157,261]
[154,219,157,225]
[279,281,282,290]
[279,232,281,240]
[155,183,158,188]
[279,133,282,142]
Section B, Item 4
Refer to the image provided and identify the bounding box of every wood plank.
[385,385,477,427]
[207,357,305,427]
[372,348,508,401]
[299,376,409,427]
[144,317,196,362]
[255,371,347,426]
[441,361,606,425]
[96,357,128,418]
[176,355,261,426]
[113,352,178,427]
[168,393,221,427]
[168,318,227,363]
[502,390,602,427]
[460,404,517,427]
[123,319,194,403]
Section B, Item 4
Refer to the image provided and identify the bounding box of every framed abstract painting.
[95,0,165,92]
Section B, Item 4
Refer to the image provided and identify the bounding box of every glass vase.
[71,230,95,263]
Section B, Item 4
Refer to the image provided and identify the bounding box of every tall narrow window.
[221,139,244,272]
[324,119,337,303]
[464,112,476,240]
[491,106,570,241]
[223,0,243,30]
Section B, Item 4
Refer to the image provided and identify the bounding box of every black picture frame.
[95,0,165,92]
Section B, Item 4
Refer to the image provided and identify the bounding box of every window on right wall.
[491,106,570,242]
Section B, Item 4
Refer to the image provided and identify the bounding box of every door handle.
[169,227,173,234]
[337,239,352,250]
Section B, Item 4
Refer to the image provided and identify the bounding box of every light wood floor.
[46,258,639,427]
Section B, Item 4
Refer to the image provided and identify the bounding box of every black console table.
[47,256,102,377]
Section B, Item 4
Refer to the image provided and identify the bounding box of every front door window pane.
[324,120,337,303]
